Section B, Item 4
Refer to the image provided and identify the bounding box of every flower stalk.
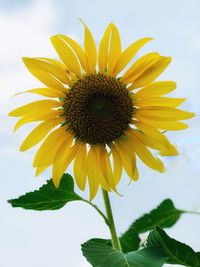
[102,189,121,251]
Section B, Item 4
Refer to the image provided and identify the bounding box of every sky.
[0,0,200,266]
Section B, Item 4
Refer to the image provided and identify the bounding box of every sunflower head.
[9,22,194,200]
[63,73,133,144]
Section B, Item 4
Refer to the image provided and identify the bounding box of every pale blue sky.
[1,1,200,266]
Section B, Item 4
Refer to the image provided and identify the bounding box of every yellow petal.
[13,110,62,132]
[20,118,63,151]
[134,121,178,156]
[73,143,87,191]
[35,165,49,176]
[52,141,79,188]
[111,38,153,77]
[110,144,122,186]
[134,114,189,130]
[9,100,61,117]
[57,34,90,73]
[133,81,177,97]
[114,141,138,181]
[133,159,139,182]
[121,52,159,83]
[51,35,82,77]
[129,128,178,156]
[135,97,185,107]
[22,57,66,90]
[136,106,195,120]
[130,56,172,89]
[134,121,166,142]
[127,133,165,172]
[129,128,165,152]
[98,23,112,74]
[40,57,74,83]
[95,146,111,191]
[99,146,116,190]
[23,57,71,84]
[37,57,67,70]
[159,146,179,156]
[118,139,139,181]
[81,20,97,73]
[33,128,71,167]
[108,24,122,75]
[87,145,99,200]
[20,87,66,98]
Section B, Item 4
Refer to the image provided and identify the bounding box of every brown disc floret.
[63,74,134,144]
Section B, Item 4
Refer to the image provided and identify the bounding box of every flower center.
[63,74,133,144]
[87,95,114,121]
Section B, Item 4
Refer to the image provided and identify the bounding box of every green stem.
[102,189,121,251]
[184,210,200,216]
[82,199,110,226]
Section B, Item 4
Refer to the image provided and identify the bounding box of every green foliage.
[82,227,200,267]
[147,227,200,266]
[8,174,82,210]
[86,229,141,254]
[120,228,141,253]
[81,199,200,266]
[8,173,200,267]
[125,199,184,234]
[82,239,166,267]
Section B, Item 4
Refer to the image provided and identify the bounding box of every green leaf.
[86,238,112,247]
[82,239,166,267]
[120,228,141,253]
[87,227,141,254]
[125,199,184,234]
[8,174,82,210]
[147,227,200,266]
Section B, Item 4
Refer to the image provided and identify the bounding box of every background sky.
[0,0,200,266]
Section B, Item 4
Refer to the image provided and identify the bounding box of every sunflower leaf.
[8,173,82,210]
[86,230,141,254]
[82,239,166,267]
[124,199,184,235]
[147,227,200,266]
[120,228,141,253]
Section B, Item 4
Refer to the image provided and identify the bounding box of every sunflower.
[9,22,194,200]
